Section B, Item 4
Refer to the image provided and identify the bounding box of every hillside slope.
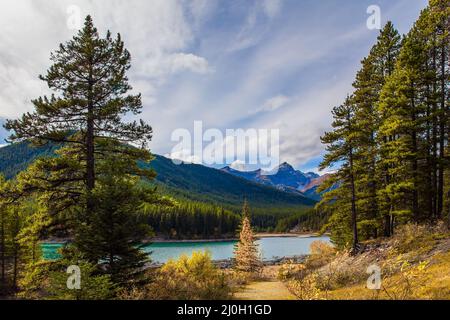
[0,142,316,211]
[279,224,450,300]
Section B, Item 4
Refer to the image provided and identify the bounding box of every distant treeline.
[144,199,323,238]
[145,201,240,239]
[274,209,329,233]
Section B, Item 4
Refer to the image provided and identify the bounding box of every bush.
[286,272,323,300]
[391,222,448,255]
[146,251,231,300]
[305,241,336,270]
[47,260,115,300]
[380,257,429,299]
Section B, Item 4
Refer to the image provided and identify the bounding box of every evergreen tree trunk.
[411,84,419,221]
[384,213,391,237]
[448,189,450,228]
[349,147,358,252]
[12,244,18,289]
[383,135,392,237]
[86,103,95,211]
[86,51,95,212]
[437,43,446,218]
[432,46,439,218]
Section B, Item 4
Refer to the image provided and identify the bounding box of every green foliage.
[0,143,319,232]
[72,170,154,285]
[318,96,359,250]
[319,0,450,247]
[275,209,328,232]
[0,142,58,180]
[144,200,239,239]
[47,258,114,300]
[1,16,157,297]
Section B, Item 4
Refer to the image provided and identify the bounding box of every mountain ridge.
[221,162,332,200]
[0,142,317,211]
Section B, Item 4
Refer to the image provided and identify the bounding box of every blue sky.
[0,0,428,172]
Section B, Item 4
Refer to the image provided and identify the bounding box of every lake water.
[42,236,330,263]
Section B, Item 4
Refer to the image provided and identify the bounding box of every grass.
[278,223,450,300]
[326,250,450,300]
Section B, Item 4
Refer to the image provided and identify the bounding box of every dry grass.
[279,223,450,300]
[326,250,450,300]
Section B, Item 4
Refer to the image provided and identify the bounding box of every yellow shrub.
[305,241,336,270]
[392,222,448,255]
[286,272,323,300]
[147,251,231,300]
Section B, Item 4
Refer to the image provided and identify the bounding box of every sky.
[0,0,428,172]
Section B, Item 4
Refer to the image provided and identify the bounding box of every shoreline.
[42,232,324,244]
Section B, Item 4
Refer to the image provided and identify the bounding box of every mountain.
[300,174,335,201]
[0,142,317,211]
[221,162,333,200]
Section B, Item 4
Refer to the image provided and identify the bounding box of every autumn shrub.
[281,241,366,298]
[392,222,448,255]
[225,269,254,287]
[146,251,231,300]
[278,261,307,281]
[304,241,336,270]
[378,256,429,300]
[117,284,150,300]
[285,272,323,300]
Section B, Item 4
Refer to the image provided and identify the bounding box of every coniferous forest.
[0,0,449,303]
[318,0,449,251]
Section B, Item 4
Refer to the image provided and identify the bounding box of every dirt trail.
[234,266,296,300]
[234,280,296,300]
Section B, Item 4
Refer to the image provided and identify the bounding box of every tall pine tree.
[318,96,359,251]
[5,15,153,213]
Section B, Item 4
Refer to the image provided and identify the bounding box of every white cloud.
[251,95,289,114]
[0,0,427,173]
[0,0,211,119]
[230,160,251,171]
[167,53,212,74]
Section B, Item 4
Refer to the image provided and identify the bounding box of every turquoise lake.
[42,236,330,263]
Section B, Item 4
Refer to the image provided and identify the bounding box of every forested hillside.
[0,141,317,233]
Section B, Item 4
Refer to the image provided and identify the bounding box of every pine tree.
[377,1,449,226]
[4,16,161,290]
[233,200,261,273]
[71,156,156,285]
[5,15,153,214]
[318,0,449,246]
[352,22,401,238]
[319,96,359,251]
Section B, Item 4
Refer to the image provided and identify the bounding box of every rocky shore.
[145,255,308,269]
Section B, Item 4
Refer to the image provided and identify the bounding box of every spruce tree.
[234,200,262,273]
